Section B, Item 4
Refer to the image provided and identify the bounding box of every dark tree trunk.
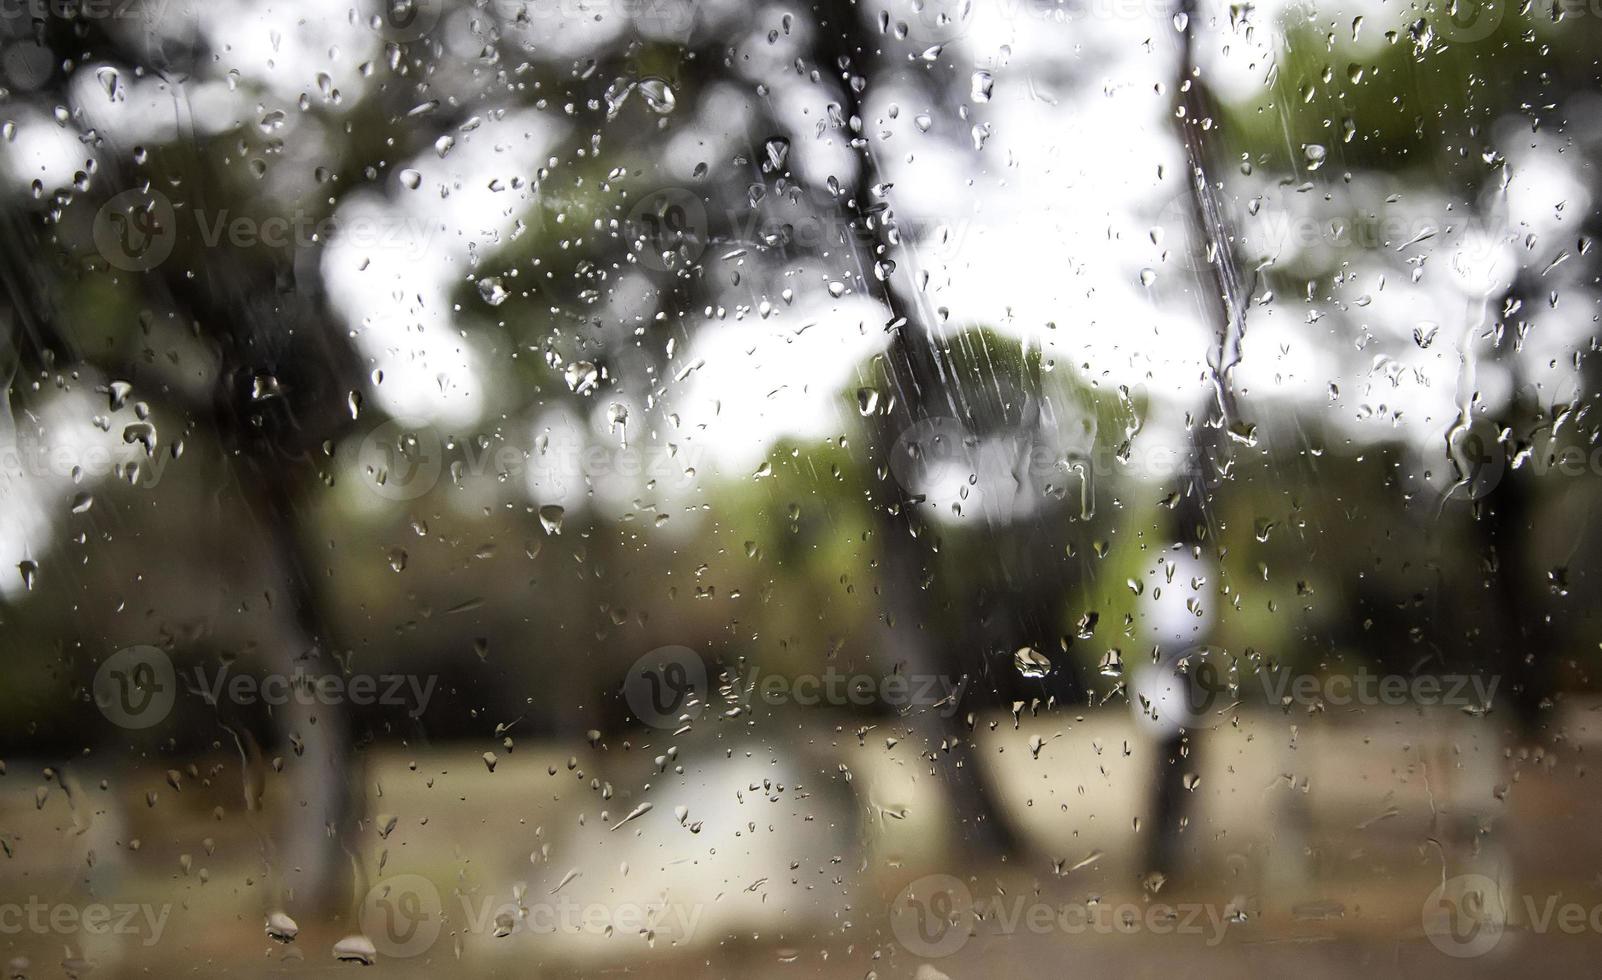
[810,0,1029,858]
[1147,0,1246,880]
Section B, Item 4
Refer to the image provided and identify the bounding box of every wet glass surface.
[0,0,1598,975]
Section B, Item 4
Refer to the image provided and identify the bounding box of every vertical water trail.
[1174,0,1250,443]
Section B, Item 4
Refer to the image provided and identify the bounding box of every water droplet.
[855,387,880,416]
[636,77,677,114]
[563,361,599,394]
[1014,646,1052,679]
[477,276,509,306]
[266,912,299,943]
[1099,650,1124,678]
[332,935,376,965]
[610,801,653,831]
[251,375,281,401]
[107,380,133,411]
[763,137,790,171]
[970,70,994,103]
[96,66,120,102]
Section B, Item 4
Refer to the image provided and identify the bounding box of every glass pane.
[0,0,1590,973]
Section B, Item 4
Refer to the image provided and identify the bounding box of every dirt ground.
[1,702,1595,978]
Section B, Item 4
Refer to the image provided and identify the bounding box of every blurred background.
[2,0,1601,975]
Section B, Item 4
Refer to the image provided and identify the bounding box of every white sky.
[1,0,1595,579]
